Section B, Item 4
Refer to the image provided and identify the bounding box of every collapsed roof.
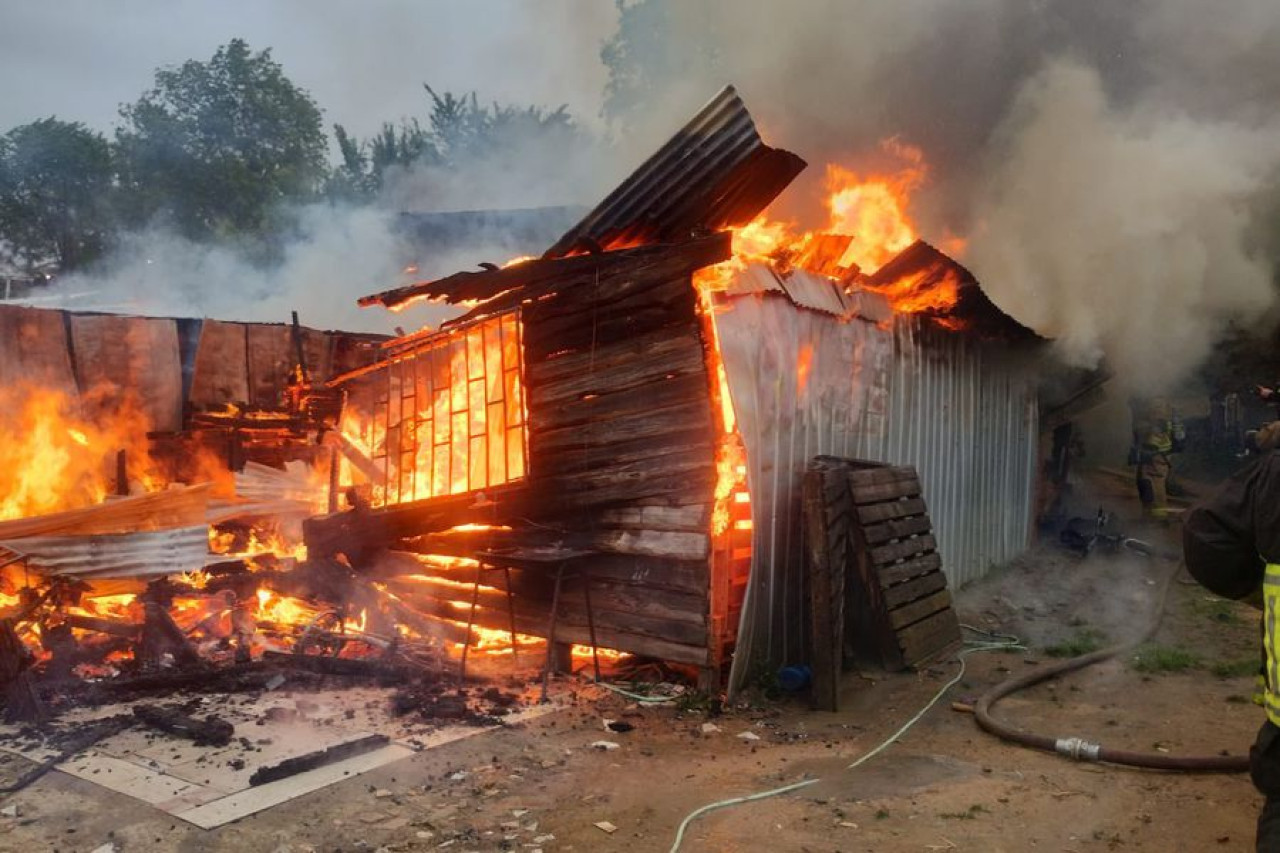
[360,85,1040,345]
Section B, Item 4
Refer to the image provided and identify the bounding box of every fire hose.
[670,559,1251,850]
[973,559,1250,773]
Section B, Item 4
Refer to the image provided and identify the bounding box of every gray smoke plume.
[595,0,1280,389]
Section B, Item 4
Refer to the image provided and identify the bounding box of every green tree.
[0,117,114,271]
[326,119,438,203]
[599,0,718,125]
[327,86,584,204]
[115,38,326,240]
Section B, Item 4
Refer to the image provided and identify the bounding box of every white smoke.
[49,205,449,334]
[967,60,1280,390]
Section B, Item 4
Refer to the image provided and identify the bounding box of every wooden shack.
[308,86,1044,691]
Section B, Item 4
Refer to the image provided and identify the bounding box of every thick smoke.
[596,0,1280,389]
[13,0,1280,386]
[967,61,1280,389]
[51,205,421,334]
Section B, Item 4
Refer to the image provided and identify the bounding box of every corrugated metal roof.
[723,262,786,298]
[721,263,848,316]
[779,269,847,315]
[544,85,806,259]
[1,525,211,579]
[843,288,894,324]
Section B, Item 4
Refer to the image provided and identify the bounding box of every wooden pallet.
[805,457,961,693]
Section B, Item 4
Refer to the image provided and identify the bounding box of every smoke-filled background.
[4,0,1280,388]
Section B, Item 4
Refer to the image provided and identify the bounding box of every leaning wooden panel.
[0,305,76,395]
[189,320,249,407]
[803,459,851,711]
[69,314,183,432]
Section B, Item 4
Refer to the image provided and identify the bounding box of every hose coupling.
[1054,737,1101,762]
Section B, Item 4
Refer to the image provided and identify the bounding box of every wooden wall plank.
[190,320,249,408]
[70,314,183,432]
[0,305,76,396]
[246,324,294,408]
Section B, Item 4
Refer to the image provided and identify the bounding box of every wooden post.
[327,446,340,514]
[116,449,129,496]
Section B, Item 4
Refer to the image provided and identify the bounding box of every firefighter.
[1184,452,1280,849]
[1130,397,1185,518]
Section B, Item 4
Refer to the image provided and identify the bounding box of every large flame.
[0,383,160,521]
[692,138,960,318]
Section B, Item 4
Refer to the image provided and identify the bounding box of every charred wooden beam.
[356,233,729,312]
[139,600,202,668]
[0,618,46,725]
[133,704,235,746]
[249,733,390,786]
[260,650,421,681]
[302,486,532,562]
[62,613,140,638]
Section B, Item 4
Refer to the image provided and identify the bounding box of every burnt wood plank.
[589,528,709,560]
[804,463,847,712]
[523,305,699,362]
[855,498,928,525]
[530,400,714,454]
[877,552,943,587]
[534,429,713,479]
[529,371,711,433]
[848,466,918,488]
[869,534,937,566]
[527,327,705,393]
[896,608,963,667]
[540,465,716,512]
[887,589,952,630]
[523,275,696,341]
[862,515,933,545]
[598,504,709,533]
[850,477,922,505]
[360,232,728,310]
[882,570,948,609]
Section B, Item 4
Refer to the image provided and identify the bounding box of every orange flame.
[864,267,963,315]
[0,383,161,521]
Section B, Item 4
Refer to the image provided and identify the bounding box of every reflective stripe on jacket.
[1264,563,1280,725]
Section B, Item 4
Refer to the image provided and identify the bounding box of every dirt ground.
[0,471,1267,853]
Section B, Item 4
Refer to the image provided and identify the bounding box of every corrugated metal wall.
[715,292,1038,692]
[852,320,1039,589]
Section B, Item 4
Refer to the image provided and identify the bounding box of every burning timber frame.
[316,233,737,674]
[309,85,1046,692]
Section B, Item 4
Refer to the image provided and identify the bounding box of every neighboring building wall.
[0,304,381,429]
[715,291,1039,691]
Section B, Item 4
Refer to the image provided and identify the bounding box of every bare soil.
[0,477,1265,853]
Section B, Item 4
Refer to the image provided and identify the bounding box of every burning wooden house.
[0,85,1048,725]
[312,86,1045,692]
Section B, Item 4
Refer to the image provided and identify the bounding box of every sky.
[5,0,1280,388]
[0,0,619,141]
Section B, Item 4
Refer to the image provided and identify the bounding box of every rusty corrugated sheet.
[864,240,1039,341]
[544,85,806,259]
[715,286,1040,696]
[779,269,848,315]
[1,525,211,579]
[721,263,847,315]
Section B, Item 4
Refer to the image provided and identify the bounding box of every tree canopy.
[114,38,327,240]
[0,38,598,274]
[0,117,114,271]
[328,85,583,203]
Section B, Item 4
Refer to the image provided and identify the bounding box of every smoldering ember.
[3,9,1280,852]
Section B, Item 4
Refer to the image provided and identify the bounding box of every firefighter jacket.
[1184,452,1280,722]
